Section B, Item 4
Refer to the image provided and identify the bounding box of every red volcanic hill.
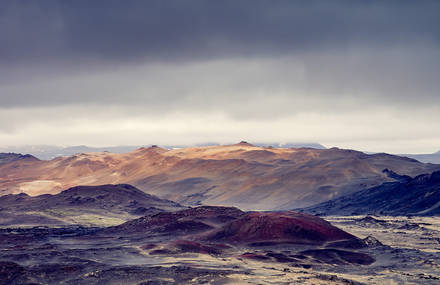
[110,206,358,247]
[205,212,354,245]
[107,206,374,266]
[0,144,439,210]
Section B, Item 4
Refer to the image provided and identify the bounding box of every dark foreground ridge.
[0,184,183,226]
[300,170,440,216]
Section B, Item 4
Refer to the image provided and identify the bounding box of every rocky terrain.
[0,184,183,227]
[322,215,440,284]
[0,205,379,284]
[1,203,439,284]
[1,143,439,210]
[300,170,440,216]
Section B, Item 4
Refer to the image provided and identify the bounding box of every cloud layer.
[1,1,439,153]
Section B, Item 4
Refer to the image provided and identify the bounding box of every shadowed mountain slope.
[300,171,440,216]
[0,184,183,226]
[0,153,39,166]
[0,144,439,210]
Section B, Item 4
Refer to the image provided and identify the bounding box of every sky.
[1,0,439,154]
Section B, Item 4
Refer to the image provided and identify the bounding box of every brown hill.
[0,144,439,210]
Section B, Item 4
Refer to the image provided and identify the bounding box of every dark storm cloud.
[1,0,439,64]
[1,0,440,153]
[1,0,440,108]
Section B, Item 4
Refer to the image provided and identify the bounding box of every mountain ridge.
[0,142,326,160]
[1,144,439,210]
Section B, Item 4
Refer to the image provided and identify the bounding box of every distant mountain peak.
[0,152,39,166]
[382,168,411,183]
[136,145,168,153]
[235,141,254,147]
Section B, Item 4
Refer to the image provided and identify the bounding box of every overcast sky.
[1,0,439,153]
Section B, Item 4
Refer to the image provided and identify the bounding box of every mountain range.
[1,142,439,210]
[0,142,326,160]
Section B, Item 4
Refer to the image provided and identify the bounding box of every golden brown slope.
[0,143,439,210]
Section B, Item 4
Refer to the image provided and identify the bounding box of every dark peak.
[236,141,254,147]
[359,216,383,223]
[372,152,419,163]
[362,235,383,247]
[428,171,440,183]
[59,184,182,207]
[382,169,411,183]
[4,192,30,199]
[20,153,38,159]
[115,184,138,190]
[411,173,431,185]
[0,152,39,163]
[136,145,167,153]
[172,205,245,219]
[61,184,142,195]
[325,147,365,156]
